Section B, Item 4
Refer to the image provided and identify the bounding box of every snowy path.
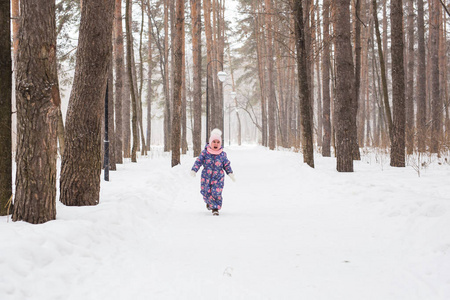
[1,145,449,299]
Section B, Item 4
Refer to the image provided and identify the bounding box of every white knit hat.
[209,128,222,145]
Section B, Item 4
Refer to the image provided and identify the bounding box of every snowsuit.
[191,145,233,210]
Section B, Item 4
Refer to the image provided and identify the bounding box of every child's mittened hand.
[190,170,196,177]
[228,173,236,182]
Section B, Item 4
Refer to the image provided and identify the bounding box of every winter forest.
[0,0,450,299]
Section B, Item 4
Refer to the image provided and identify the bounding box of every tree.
[293,0,314,168]
[430,0,442,153]
[322,0,331,157]
[390,0,406,167]
[114,0,124,163]
[334,0,355,172]
[405,0,415,154]
[60,0,115,206]
[264,0,277,150]
[191,0,202,157]
[416,0,426,152]
[126,0,139,162]
[0,0,12,216]
[171,0,184,167]
[13,0,59,223]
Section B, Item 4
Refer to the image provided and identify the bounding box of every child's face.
[211,139,221,150]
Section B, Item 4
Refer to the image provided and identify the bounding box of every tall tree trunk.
[114,0,124,163]
[13,0,59,222]
[191,0,202,156]
[390,0,406,167]
[181,7,188,155]
[322,0,331,157]
[203,0,215,137]
[254,0,267,146]
[429,0,442,153]
[293,0,314,168]
[60,0,115,206]
[171,0,184,167]
[416,0,426,152]
[147,11,152,151]
[405,0,415,154]
[353,0,361,160]
[430,0,441,153]
[164,0,171,151]
[126,0,138,162]
[373,0,393,140]
[264,0,277,150]
[0,0,12,216]
[334,0,355,172]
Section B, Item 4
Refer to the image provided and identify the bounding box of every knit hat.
[209,128,222,145]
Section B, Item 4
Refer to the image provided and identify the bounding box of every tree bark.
[60,0,115,206]
[430,0,441,153]
[293,0,314,168]
[191,0,202,156]
[405,0,415,154]
[13,0,59,222]
[416,0,426,152]
[171,0,184,167]
[373,0,393,141]
[114,0,124,163]
[264,0,277,150]
[126,0,139,162]
[333,0,355,172]
[390,0,406,167]
[147,10,152,151]
[322,0,331,157]
[352,0,361,160]
[0,0,12,216]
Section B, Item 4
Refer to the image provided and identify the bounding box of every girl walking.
[191,129,235,216]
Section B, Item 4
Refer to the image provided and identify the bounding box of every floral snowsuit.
[191,145,233,210]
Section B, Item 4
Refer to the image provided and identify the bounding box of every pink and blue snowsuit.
[191,145,233,210]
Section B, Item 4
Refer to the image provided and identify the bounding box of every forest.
[0,0,449,224]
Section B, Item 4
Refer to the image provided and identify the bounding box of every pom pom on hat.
[209,128,222,145]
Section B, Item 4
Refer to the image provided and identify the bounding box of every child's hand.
[190,170,196,178]
[228,173,236,182]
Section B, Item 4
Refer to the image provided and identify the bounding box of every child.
[191,129,235,216]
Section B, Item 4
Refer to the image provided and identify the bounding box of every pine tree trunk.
[430,0,441,153]
[373,0,393,140]
[164,0,171,152]
[13,0,59,222]
[60,0,115,206]
[171,0,184,167]
[203,0,215,137]
[125,0,138,162]
[114,0,124,163]
[0,0,12,216]
[181,9,188,155]
[264,0,277,150]
[322,0,331,157]
[416,0,426,152]
[390,0,406,167]
[293,0,314,168]
[334,0,355,172]
[352,0,361,160]
[254,0,267,146]
[405,0,415,154]
[147,12,152,152]
[191,0,202,156]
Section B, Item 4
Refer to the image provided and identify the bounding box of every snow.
[1,145,450,299]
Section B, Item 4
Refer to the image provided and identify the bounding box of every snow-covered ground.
[1,145,449,299]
